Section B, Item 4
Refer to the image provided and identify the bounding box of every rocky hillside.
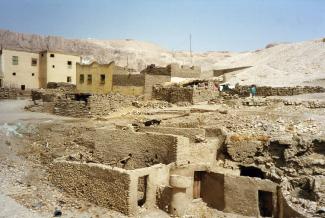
[1,29,324,87]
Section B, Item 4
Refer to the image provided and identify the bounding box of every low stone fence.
[0,87,18,99]
[231,85,325,97]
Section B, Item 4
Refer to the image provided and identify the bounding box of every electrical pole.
[190,33,193,64]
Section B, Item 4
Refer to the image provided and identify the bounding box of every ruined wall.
[53,97,90,118]
[144,74,171,99]
[88,93,138,116]
[92,130,179,169]
[223,174,278,217]
[0,87,18,99]
[232,85,325,97]
[138,127,205,142]
[50,161,131,215]
[152,86,194,103]
[192,89,219,104]
[153,86,218,104]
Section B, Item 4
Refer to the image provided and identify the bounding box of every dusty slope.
[1,29,324,86]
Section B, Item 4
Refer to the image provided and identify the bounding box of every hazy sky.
[0,0,324,52]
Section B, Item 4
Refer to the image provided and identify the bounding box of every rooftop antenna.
[189,33,193,65]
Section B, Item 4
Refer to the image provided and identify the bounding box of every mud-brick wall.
[93,130,178,169]
[88,93,138,116]
[170,63,201,78]
[50,161,131,215]
[53,98,90,117]
[0,87,18,99]
[138,127,205,142]
[223,174,278,217]
[232,85,325,97]
[144,74,171,100]
[152,86,194,103]
[192,89,219,104]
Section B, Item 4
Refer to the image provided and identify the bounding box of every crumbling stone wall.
[0,87,18,99]
[88,93,138,116]
[153,86,218,104]
[144,74,171,99]
[232,85,325,97]
[50,161,131,215]
[53,97,90,118]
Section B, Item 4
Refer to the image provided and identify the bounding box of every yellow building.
[39,51,81,87]
[0,49,40,89]
[76,61,114,94]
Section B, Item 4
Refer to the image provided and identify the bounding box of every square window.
[67,61,72,65]
[12,72,16,76]
[79,74,84,84]
[52,65,55,68]
[100,74,105,84]
[32,73,35,76]
[12,56,18,65]
[50,54,55,58]
[87,74,92,84]
[31,58,37,66]
[67,76,72,83]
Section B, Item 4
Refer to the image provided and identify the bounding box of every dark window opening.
[50,54,55,58]
[79,74,84,84]
[0,79,3,87]
[138,175,148,206]
[12,56,18,65]
[31,58,37,66]
[100,74,105,84]
[12,72,16,76]
[240,166,265,179]
[67,61,72,69]
[67,76,72,83]
[258,190,273,217]
[32,73,35,76]
[87,74,92,85]
[21,85,25,90]
[74,93,91,104]
[52,65,55,68]
[41,53,44,57]
[193,171,206,199]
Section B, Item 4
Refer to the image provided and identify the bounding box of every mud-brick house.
[0,49,40,89]
[76,62,114,94]
[112,74,145,96]
[39,50,81,87]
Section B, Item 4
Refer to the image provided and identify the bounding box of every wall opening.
[193,171,206,199]
[0,79,2,87]
[240,166,264,179]
[21,85,25,90]
[138,175,148,206]
[258,190,273,217]
[200,172,225,210]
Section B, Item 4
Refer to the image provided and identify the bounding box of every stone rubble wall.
[49,160,132,215]
[88,93,139,116]
[192,89,219,104]
[284,100,325,108]
[53,97,90,118]
[0,87,18,99]
[231,85,325,97]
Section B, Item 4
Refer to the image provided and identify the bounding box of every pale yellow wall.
[112,86,144,96]
[76,62,113,94]
[0,49,40,89]
[42,51,80,85]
